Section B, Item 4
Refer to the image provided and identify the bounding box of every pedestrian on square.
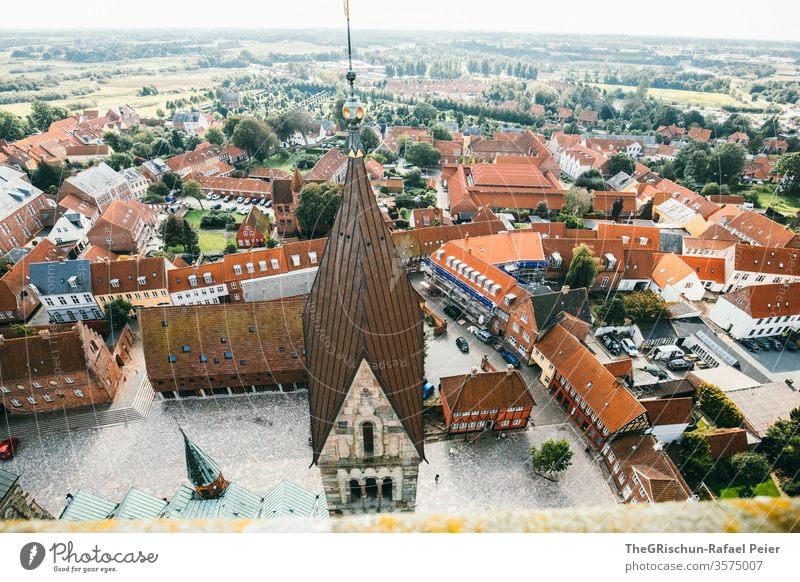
[435,474,440,484]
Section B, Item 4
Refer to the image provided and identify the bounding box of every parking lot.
[734,337,800,374]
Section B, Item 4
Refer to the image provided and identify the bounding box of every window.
[188,275,198,287]
[27,396,36,405]
[362,422,375,456]
[182,345,191,352]
[600,276,610,288]
[199,355,209,363]
[224,351,233,360]
[258,260,267,272]
[65,377,74,384]
[248,326,255,333]
[233,264,243,275]
[74,389,84,398]
[167,355,177,363]
[246,263,255,274]
[291,254,300,267]
[11,399,21,408]
[512,419,521,425]
[137,276,147,285]
[309,251,318,264]
[110,278,120,288]
[43,393,53,403]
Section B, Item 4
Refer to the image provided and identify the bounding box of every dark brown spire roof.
[304,156,425,464]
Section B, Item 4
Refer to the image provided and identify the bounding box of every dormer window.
[638,237,648,245]
[621,235,630,244]
[233,264,243,275]
[188,274,198,287]
[550,251,563,268]
[258,260,267,272]
[271,258,280,270]
[137,276,147,285]
[291,255,300,267]
[203,272,213,284]
[246,262,255,274]
[309,252,318,264]
[110,278,120,288]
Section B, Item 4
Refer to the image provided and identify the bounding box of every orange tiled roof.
[679,255,726,284]
[651,253,696,288]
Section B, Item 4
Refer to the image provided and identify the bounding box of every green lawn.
[173,209,235,253]
[719,479,780,499]
[757,190,800,215]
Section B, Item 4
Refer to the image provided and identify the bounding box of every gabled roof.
[678,255,726,284]
[705,428,748,460]
[91,256,171,294]
[530,287,591,334]
[719,283,800,319]
[304,156,425,463]
[0,468,18,503]
[440,370,535,413]
[0,239,65,298]
[534,323,646,433]
[733,244,800,276]
[60,490,118,521]
[260,480,329,518]
[597,224,660,250]
[651,253,697,288]
[304,148,347,182]
[640,397,693,426]
[622,248,656,281]
[725,211,794,247]
[610,435,692,502]
[237,205,272,238]
[687,127,712,141]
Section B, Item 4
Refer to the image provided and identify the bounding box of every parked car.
[0,437,19,460]
[443,304,464,320]
[259,198,268,206]
[236,196,245,203]
[455,336,469,353]
[643,365,669,380]
[620,338,639,357]
[222,195,231,202]
[250,198,259,204]
[785,340,798,352]
[740,339,760,353]
[490,339,505,352]
[500,350,521,368]
[475,330,493,343]
[211,203,222,210]
[601,333,622,355]
[205,192,214,200]
[756,337,774,351]
[265,200,273,208]
[770,338,785,351]
[667,358,694,371]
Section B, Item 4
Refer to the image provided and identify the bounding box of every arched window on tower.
[362,422,375,457]
[381,477,393,501]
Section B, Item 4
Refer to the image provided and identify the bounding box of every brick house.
[236,205,272,248]
[272,172,303,236]
[304,148,348,184]
[196,176,272,201]
[0,240,66,323]
[86,199,157,255]
[57,163,133,220]
[164,145,230,179]
[91,256,173,311]
[0,165,56,254]
[0,323,123,416]
[167,261,228,305]
[541,238,625,292]
[602,435,693,503]
[440,369,535,435]
[139,298,307,399]
[530,321,649,450]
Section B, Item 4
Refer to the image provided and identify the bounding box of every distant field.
[590,83,749,108]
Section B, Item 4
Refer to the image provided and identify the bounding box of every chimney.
[467,247,472,254]
[561,284,571,294]
[470,366,479,377]
[38,329,50,339]
[0,335,5,346]
[506,364,514,375]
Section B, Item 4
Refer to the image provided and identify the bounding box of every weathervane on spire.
[342,0,365,157]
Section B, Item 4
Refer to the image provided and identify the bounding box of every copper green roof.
[181,429,223,489]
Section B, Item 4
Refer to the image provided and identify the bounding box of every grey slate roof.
[29,259,93,295]
[0,467,19,502]
[59,490,117,521]
[64,163,126,199]
[531,287,591,332]
[111,488,167,520]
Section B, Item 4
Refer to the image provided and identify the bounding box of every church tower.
[180,428,230,500]
[303,6,425,515]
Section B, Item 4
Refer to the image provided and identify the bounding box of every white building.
[722,244,800,293]
[28,259,103,323]
[120,168,149,200]
[241,268,318,302]
[46,211,91,252]
[649,253,704,302]
[709,283,800,339]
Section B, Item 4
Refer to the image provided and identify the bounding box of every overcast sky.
[2,0,799,42]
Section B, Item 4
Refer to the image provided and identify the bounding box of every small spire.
[180,428,229,499]
[292,166,304,193]
[341,0,365,157]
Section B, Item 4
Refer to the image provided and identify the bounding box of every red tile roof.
[719,283,800,319]
[440,370,535,413]
[678,255,726,284]
[596,224,660,250]
[733,244,800,276]
[534,323,646,433]
[725,211,795,247]
[304,148,348,182]
[640,397,693,426]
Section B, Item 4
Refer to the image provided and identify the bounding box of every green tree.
[404,141,441,168]
[623,290,670,322]
[413,102,437,125]
[104,298,133,329]
[675,140,712,183]
[564,187,592,216]
[147,182,170,197]
[161,171,182,193]
[0,110,30,141]
[222,116,241,138]
[564,244,600,289]
[359,126,379,153]
[610,197,624,220]
[759,418,800,477]
[554,213,584,229]
[712,142,747,185]
[701,182,720,195]
[106,152,134,171]
[729,452,771,485]
[295,182,343,238]
[27,100,69,132]
[600,296,626,326]
[639,199,654,220]
[776,152,800,197]
[31,162,70,192]
[535,201,549,219]
[575,169,607,191]
[232,117,277,161]
[224,242,238,254]
[181,180,205,210]
[182,219,200,257]
[608,153,635,176]
[10,323,36,337]
[159,214,184,249]
[697,383,745,428]
[206,127,225,146]
[530,439,573,480]
[670,431,713,489]
[431,124,453,140]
